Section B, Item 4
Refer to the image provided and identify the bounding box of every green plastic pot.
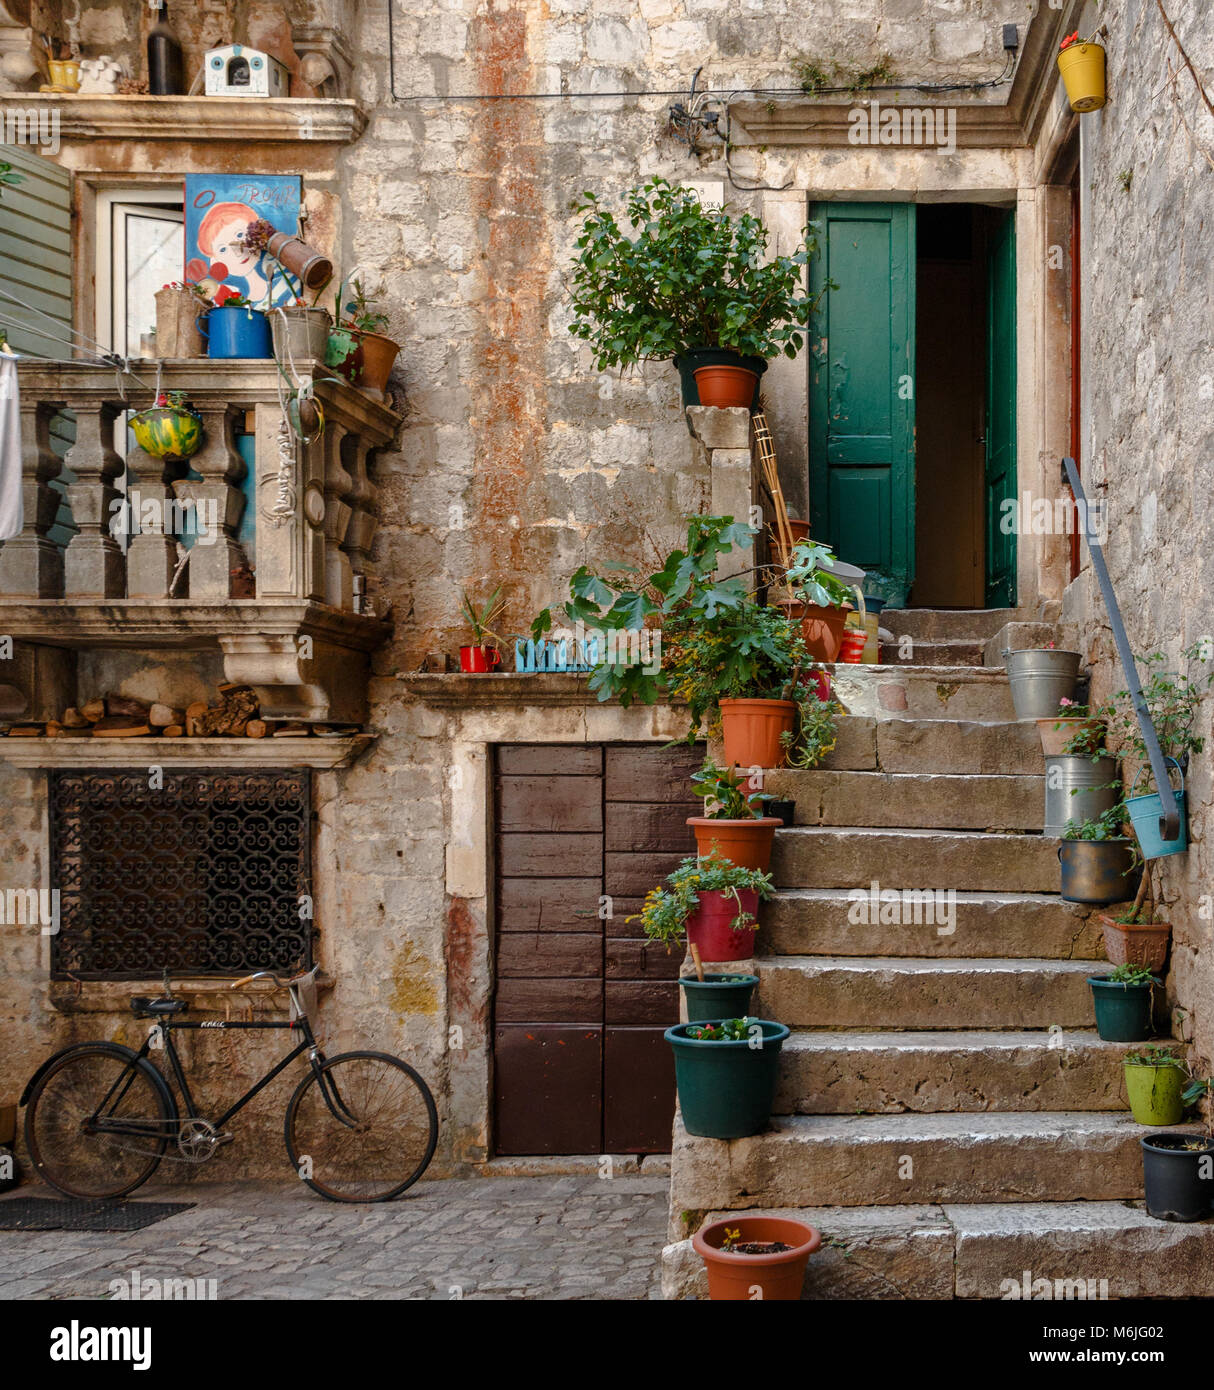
[666,1019,789,1139]
[1124,1062,1186,1126]
[1088,976,1155,1042]
[679,973,758,1022]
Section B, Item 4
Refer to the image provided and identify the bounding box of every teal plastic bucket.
[1126,759,1188,860]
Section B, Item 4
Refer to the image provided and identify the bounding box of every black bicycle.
[21,969,438,1204]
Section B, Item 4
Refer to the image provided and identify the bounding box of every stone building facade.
[0,0,1210,1196]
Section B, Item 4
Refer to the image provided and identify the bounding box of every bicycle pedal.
[214,1131,234,1146]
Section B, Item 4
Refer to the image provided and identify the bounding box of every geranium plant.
[631,850,774,949]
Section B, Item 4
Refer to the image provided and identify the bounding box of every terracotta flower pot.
[264,231,333,290]
[686,816,780,872]
[693,1216,822,1301]
[1096,910,1171,972]
[351,329,400,392]
[685,889,758,962]
[799,603,850,662]
[1036,716,1106,757]
[719,697,796,769]
[692,364,759,410]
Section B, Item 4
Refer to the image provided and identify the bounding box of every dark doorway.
[492,742,702,1156]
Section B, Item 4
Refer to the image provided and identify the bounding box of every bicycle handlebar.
[229,971,292,990]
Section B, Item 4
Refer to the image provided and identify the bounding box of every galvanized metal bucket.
[1059,838,1138,904]
[1004,648,1082,720]
[1044,754,1120,837]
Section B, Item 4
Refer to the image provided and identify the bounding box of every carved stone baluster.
[62,397,125,598]
[172,404,245,600]
[0,398,64,597]
[341,436,377,593]
[126,441,184,598]
[321,421,353,609]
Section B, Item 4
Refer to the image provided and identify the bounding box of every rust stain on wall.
[445,894,487,1045]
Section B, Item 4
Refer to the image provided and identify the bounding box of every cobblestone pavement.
[0,1174,670,1300]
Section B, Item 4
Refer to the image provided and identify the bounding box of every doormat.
[0,1198,194,1232]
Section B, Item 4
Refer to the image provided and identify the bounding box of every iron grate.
[49,768,313,980]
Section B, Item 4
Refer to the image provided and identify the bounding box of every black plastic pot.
[675,348,767,410]
[1141,1133,1214,1221]
[763,798,796,827]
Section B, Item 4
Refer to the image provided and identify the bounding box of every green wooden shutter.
[0,144,72,359]
[809,202,916,606]
[984,209,1017,608]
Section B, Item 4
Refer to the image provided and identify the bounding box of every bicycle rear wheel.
[285,1051,438,1202]
[25,1044,173,1199]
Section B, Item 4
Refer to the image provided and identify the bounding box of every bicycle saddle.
[130,996,187,1017]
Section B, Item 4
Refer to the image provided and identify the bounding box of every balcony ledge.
[0,732,375,770]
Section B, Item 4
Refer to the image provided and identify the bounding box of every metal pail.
[1044,754,1119,837]
[1004,648,1081,720]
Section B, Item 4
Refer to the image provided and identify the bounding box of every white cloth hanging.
[0,352,21,542]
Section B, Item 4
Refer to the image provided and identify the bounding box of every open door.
[809,202,916,606]
[984,208,1017,607]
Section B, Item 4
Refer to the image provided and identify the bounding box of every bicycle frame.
[89,1009,356,1140]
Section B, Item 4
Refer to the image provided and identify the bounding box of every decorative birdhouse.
[203,44,289,98]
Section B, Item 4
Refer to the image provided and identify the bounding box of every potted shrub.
[693,1216,822,1301]
[326,277,400,392]
[1057,29,1107,113]
[679,972,759,1022]
[1123,1046,1187,1127]
[1003,645,1082,720]
[568,177,830,410]
[1141,1078,1214,1222]
[1087,962,1159,1042]
[781,539,855,663]
[199,295,272,359]
[634,849,774,966]
[459,587,505,672]
[665,1016,790,1138]
[1058,803,1139,904]
[687,760,781,872]
[1036,696,1107,757]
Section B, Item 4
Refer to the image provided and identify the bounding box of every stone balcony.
[0,359,401,722]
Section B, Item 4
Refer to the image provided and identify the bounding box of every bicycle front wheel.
[284,1051,438,1202]
[25,1044,172,1199]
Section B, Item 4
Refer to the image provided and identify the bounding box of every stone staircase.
[661,609,1212,1300]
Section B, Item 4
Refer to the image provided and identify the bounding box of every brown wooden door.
[493,742,702,1155]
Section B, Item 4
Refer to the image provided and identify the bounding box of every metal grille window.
[50,769,313,980]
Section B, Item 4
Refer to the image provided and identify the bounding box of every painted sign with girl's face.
[184,175,302,310]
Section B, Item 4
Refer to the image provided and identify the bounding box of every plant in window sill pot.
[779,539,855,663]
[1106,645,1212,860]
[1141,1076,1214,1222]
[1058,802,1139,905]
[197,292,273,360]
[1057,28,1107,114]
[686,759,781,872]
[1086,961,1160,1043]
[633,848,772,969]
[1036,695,1108,757]
[665,1016,789,1141]
[692,1215,823,1301]
[1122,1045,1188,1127]
[459,586,506,673]
[567,177,832,411]
[325,276,400,393]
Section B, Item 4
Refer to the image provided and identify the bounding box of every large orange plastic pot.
[687,816,780,871]
[692,364,759,410]
[800,603,849,662]
[693,1215,821,1300]
[720,697,796,769]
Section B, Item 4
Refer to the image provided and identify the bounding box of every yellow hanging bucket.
[1057,42,1107,113]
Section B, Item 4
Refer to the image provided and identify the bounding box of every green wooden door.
[984,209,1017,607]
[809,202,916,606]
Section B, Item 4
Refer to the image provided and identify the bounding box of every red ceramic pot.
[685,888,758,962]
[459,645,502,673]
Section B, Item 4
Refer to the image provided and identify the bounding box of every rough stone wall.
[1060,2,1214,1072]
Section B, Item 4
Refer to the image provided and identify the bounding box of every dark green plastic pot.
[666,1018,789,1139]
[675,348,767,410]
[679,973,759,1022]
[1087,975,1156,1041]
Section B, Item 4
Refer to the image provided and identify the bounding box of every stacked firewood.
[3,684,360,738]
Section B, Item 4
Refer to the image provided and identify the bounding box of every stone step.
[669,1111,1199,1211]
[661,1201,1214,1300]
[774,1029,1128,1114]
[827,665,1016,721]
[881,608,1023,641]
[772,826,1061,893]
[808,716,1044,776]
[763,888,1102,959]
[755,956,1102,1029]
[761,770,1042,831]
[879,637,986,667]
[983,620,1076,669]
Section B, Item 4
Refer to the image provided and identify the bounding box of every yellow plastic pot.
[1057,43,1107,113]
